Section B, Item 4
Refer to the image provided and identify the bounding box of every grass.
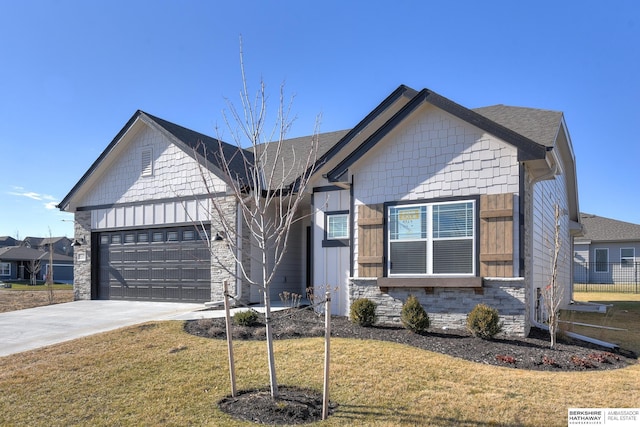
[3,283,73,291]
[0,288,74,313]
[567,292,640,355]
[1,319,639,426]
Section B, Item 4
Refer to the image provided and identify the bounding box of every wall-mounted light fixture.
[71,237,86,247]
[214,231,226,241]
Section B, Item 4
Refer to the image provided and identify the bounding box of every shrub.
[401,295,430,333]
[233,310,259,327]
[350,298,377,327]
[466,303,503,339]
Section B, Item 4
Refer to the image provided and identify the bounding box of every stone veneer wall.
[349,277,528,336]
[209,196,239,303]
[73,211,92,300]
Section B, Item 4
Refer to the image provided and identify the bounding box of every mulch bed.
[185,306,637,425]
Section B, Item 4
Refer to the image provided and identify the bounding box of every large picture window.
[388,200,475,276]
[0,262,10,276]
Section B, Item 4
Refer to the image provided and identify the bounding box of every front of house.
[59,85,581,336]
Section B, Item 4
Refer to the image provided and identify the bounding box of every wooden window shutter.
[479,193,514,277]
[357,204,384,277]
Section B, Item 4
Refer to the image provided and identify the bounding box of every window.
[594,248,608,272]
[141,149,153,177]
[621,248,635,267]
[137,232,149,243]
[111,234,121,244]
[323,211,349,247]
[183,230,195,241]
[124,233,136,243]
[0,262,10,276]
[327,212,349,240]
[167,231,178,242]
[152,231,164,242]
[388,200,475,276]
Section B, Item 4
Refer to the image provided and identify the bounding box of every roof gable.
[59,111,250,211]
[325,88,549,182]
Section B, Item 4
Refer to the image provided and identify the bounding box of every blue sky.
[1,0,638,238]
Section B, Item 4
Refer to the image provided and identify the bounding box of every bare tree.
[46,229,55,304]
[542,203,564,348]
[195,44,321,399]
[25,258,41,286]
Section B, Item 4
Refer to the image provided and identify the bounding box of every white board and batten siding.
[313,187,350,316]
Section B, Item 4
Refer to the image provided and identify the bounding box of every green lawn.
[1,318,638,426]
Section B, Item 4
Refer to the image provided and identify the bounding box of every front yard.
[0,296,638,426]
[0,285,74,313]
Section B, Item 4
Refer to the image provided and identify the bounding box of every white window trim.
[621,248,635,267]
[387,199,476,277]
[0,262,10,276]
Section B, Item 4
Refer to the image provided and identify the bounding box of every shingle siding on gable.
[78,124,227,230]
[353,106,519,206]
[79,125,226,208]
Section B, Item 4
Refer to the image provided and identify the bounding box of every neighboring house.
[0,236,18,248]
[0,246,74,283]
[574,213,640,285]
[58,85,581,336]
[22,236,74,256]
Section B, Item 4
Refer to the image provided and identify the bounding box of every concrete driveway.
[0,300,205,357]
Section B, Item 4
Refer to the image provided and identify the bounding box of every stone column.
[73,211,92,300]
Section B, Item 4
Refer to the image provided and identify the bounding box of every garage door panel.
[98,226,210,302]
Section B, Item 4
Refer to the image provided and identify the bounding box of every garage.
[96,226,211,302]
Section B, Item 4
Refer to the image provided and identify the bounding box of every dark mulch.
[218,386,335,425]
[185,306,637,424]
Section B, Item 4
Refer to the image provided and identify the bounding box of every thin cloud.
[44,201,59,210]
[8,187,57,201]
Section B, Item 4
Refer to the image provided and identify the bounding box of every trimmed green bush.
[466,303,503,339]
[401,295,430,333]
[350,298,377,327]
[233,310,259,327]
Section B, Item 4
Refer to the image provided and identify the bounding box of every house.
[58,85,581,336]
[22,236,74,256]
[0,246,74,283]
[0,236,18,248]
[574,213,640,287]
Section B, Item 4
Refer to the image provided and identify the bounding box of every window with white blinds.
[388,200,475,276]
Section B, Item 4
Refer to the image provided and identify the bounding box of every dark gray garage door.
[97,226,211,302]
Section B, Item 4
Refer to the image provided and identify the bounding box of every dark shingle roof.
[142,112,252,186]
[0,246,73,262]
[472,105,563,148]
[253,130,350,189]
[577,213,640,242]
